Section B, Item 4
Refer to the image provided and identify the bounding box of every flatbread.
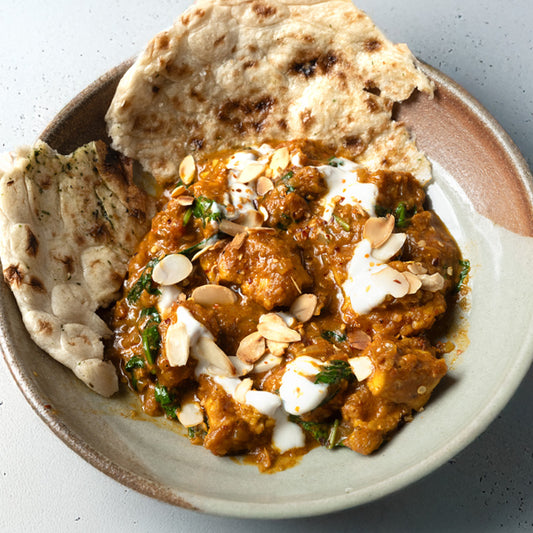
[106,0,433,184]
[0,141,153,396]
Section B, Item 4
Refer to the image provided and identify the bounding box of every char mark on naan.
[0,141,153,396]
[106,0,434,185]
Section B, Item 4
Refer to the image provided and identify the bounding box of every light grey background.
[0,1,532,531]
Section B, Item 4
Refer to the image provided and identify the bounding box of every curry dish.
[111,140,467,471]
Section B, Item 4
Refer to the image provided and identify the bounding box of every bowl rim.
[1,60,533,519]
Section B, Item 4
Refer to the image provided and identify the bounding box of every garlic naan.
[106,0,433,184]
[0,141,153,396]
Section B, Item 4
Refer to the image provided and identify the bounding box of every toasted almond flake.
[269,147,290,173]
[176,195,195,206]
[228,356,254,376]
[192,284,238,306]
[407,262,427,275]
[192,336,235,377]
[190,239,227,262]
[372,233,406,262]
[418,272,445,292]
[236,331,266,364]
[252,353,283,373]
[257,313,301,343]
[266,338,289,357]
[247,226,276,233]
[219,219,246,236]
[177,401,204,427]
[239,209,264,228]
[348,356,374,381]
[447,266,454,276]
[170,184,186,198]
[152,254,193,285]
[165,321,190,367]
[347,329,371,350]
[290,294,318,323]
[403,270,423,294]
[179,154,196,185]
[417,385,427,395]
[238,162,265,183]
[371,267,409,298]
[256,176,274,196]
[234,378,253,403]
[231,231,248,250]
[364,214,395,248]
[258,205,270,223]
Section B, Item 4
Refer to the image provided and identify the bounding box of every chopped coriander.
[289,415,329,445]
[141,322,160,365]
[125,355,145,390]
[328,157,344,167]
[314,360,353,385]
[140,306,161,323]
[333,214,350,231]
[154,385,179,419]
[281,170,295,192]
[192,196,223,226]
[455,259,470,292]
[321,330,347,343]
[179,234,218,257]
[326,419,341,449]
[183,207,193,225]
[127,258,161,303]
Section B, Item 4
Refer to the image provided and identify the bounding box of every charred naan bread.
[106,0,433,184]
[0,141,153,396]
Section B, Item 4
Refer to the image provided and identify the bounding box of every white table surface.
[1,1,533,531]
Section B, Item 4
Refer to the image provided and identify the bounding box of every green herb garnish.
[183,207,193,225]
[289,416,344,448]
[281,170,295,192]
[179,235,219,257]
[192,196,223,226]
[455,259,470,292]
[314,360,353,385]
[328,157,344,167]
[127,258,161,303]
[276,213,293,231]
[375,203,416,228]
[140,306,161,323]
[125,355,145,390]
[321,330,347,343]
[154,385,179,419]
[326,419,341,449]
[141,322,160,365]
[333,214,350,232]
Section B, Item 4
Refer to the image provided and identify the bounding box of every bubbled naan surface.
[0,141,153,396]
[106,0,434,184]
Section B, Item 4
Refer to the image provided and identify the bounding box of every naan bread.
[0,141,153,396]
[106,0,433,184]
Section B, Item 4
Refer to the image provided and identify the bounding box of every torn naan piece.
[0,141,153,396]
[106,0,434,184]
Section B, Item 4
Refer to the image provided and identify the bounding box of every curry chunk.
[217,231,312,309]
[364,336,447,408]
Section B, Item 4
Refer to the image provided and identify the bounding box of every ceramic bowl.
[2,61,533,518]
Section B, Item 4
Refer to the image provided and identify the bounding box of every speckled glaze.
[1,61,533,518]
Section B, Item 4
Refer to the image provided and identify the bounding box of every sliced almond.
[228,356,254,377]
[233,378,253,403]
[256,176,274,196]
[372,233,406,262]
[269,147,290,174]
[165,321,190,367]
[170,184,187,198]
[252,353,283,373]
[290,294,318,323]
[403,270,423,294]
[236,331,266,364]
[231,231,248,250]
[190,239,228,262]
[266,338,289,357]
[371,266,409,299]
[238,163,265,184]
[238,209,264,228]
[418,272,445,292]
[257,313,301,343]
[347,329,371,350]
[179,154,196,185]
[348,356,374,381]
[258,205,270,222]
[192,336,235,377]
[219,219,247,236]
[364,214,395,248]
[192,284,238,306]
[176,195,195,206]
[177,401,204,427]
[152,254,193,285]
[407,262,427,275]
